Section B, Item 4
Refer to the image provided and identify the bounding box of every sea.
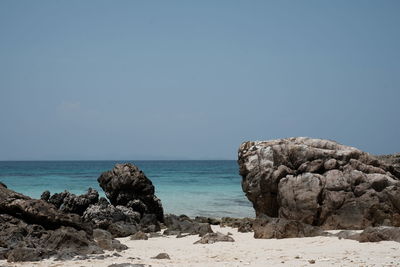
[0,160,254,218]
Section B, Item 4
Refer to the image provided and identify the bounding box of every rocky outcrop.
[0,162,166,261]
[0,183,91,233]
[238,137,400,230]
[98,163,164,222]
[39,163,164,238]
[0,184,106,262]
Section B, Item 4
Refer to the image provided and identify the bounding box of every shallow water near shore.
[0,160,254,218]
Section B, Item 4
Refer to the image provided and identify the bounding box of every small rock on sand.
[151,252,171,259]
[194,232,235,244]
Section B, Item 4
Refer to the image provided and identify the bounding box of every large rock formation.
[0,162,172,261]
[0,183,106,262]
[238,137,400,230]
[98,163,164,222]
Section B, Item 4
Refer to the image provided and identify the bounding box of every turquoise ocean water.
[0,161,254,218]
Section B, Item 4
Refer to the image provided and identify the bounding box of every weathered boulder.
[98,163,164,222]
[238,137,400,230]
[252,215,322,239]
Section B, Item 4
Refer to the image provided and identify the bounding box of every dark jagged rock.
[0,214,103,262]
[163,214,213,237]
[41,226,103,257]
[0,185,105,262]
[0,185,91,233]
[252,215,323,239]
[47,190,70,209]
[238,137,400,230]
[60,188,99,215]
[98,163,164,222]
[44,188,99,215]
[106,221,138,238]
[194,232,234,244]
[139,213,161,233]
[40,190,50,201]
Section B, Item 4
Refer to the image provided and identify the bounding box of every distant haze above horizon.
[1,1,399,160]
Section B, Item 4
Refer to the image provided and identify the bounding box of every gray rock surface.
[82,200,140,237]
[238,137,400,230]
[252,215,323,239]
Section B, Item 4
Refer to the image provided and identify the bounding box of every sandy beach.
[1,225,399,267]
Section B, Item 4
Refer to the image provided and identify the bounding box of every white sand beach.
[2,225,399,267]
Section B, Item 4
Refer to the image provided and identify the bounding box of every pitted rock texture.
[98,163,164,222]
[238,137,400,230]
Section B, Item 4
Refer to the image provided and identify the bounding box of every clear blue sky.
[0,1,399,160]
